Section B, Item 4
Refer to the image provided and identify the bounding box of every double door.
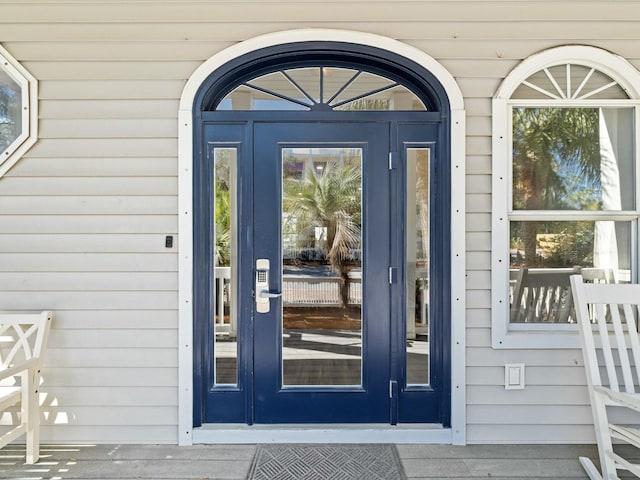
[195,118,448,426]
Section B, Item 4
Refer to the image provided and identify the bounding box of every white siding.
[0,0,637,443]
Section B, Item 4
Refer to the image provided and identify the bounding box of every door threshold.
[193,424,452,444]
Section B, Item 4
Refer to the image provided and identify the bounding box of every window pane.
[213,147,238,385]
[512,64,629,100]
[406,148,430,385]
[334,85,426,111]
[282,147,363,386]
[284,67,321,104]
[0,68,22,152]
[512,107,634,211]
[509,220,631,323]
[218,83,310,111]
[217,66,426,111]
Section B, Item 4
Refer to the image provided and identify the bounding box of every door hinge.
[388,152,398,170]
[389,380,399,399]
[389,267,397,284]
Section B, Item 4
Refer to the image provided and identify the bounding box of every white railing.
[214,267,231,333]
[508,267,630,324]
[346,272,362,305]
[283,247,362,262]
[282,273,361,306]
[213,268,362,313]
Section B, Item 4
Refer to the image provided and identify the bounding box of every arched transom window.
[511,62,629,100]
[216,65,427,111]
[492,46,640,348]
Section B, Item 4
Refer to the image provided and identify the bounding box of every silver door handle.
[259,290,282,299]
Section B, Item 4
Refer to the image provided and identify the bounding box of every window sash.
[491,104,640,347]
[508,104,637,215]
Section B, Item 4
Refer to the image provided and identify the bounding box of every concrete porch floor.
[0,443,623,479]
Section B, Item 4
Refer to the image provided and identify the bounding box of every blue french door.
[196,116,449,426]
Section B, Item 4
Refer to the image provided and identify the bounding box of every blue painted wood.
[196,118,450,425]
[194,42,450,114]
[396,122,451,426]
[193,41,452,427]
[195,123,251,424]
[252,121,391,423]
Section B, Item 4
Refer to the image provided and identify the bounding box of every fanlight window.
[217,66,427,111]
[512,63,629,100]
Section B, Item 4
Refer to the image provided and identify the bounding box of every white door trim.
[177,28,466,446]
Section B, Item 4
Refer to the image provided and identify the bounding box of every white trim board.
[178,28,466,446]
[193,425,453,445]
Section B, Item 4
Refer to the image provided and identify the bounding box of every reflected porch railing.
[282,272,362,306]
[214,268,363,331]
[508,267,629,323]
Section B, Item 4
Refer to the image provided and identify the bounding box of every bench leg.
[25,428,39,465]
[24,371,39,464]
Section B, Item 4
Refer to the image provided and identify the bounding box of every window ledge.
[492,326,581,349]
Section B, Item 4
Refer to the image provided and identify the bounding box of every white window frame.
[0,44,37,178]
[492,45,640,348]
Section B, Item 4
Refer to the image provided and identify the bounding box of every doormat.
[247,444,407,480]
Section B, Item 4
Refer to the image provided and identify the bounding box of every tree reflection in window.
[505,57,637,325]
[511,106,634,272]
[0,67,22,153]
[512,107,601,267]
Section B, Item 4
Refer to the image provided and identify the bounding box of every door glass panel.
[406,147,430,385]
[330,71,395,105]
[281,147,363,386]
[322,68,360,103]
[213,147,238,385]
[334,85,426,111]
[284,67,321,104]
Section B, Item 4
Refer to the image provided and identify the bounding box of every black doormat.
[247,444,407,480]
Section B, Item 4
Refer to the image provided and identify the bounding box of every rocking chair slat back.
[571,276,640,479]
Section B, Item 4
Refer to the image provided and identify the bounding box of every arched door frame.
[177,29,466,445]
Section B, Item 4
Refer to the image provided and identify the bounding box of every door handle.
[259,290,282,299]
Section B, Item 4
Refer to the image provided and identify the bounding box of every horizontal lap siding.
[0,1,185,444]
[0,0,636,444]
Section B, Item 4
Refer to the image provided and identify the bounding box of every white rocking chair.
[570,275,640,479]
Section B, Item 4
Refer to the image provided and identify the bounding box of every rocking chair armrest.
[594,385,640,413]
[0,359,39,383]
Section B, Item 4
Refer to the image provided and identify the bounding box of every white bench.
[571,276,640,479]
[0,311,52,464]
